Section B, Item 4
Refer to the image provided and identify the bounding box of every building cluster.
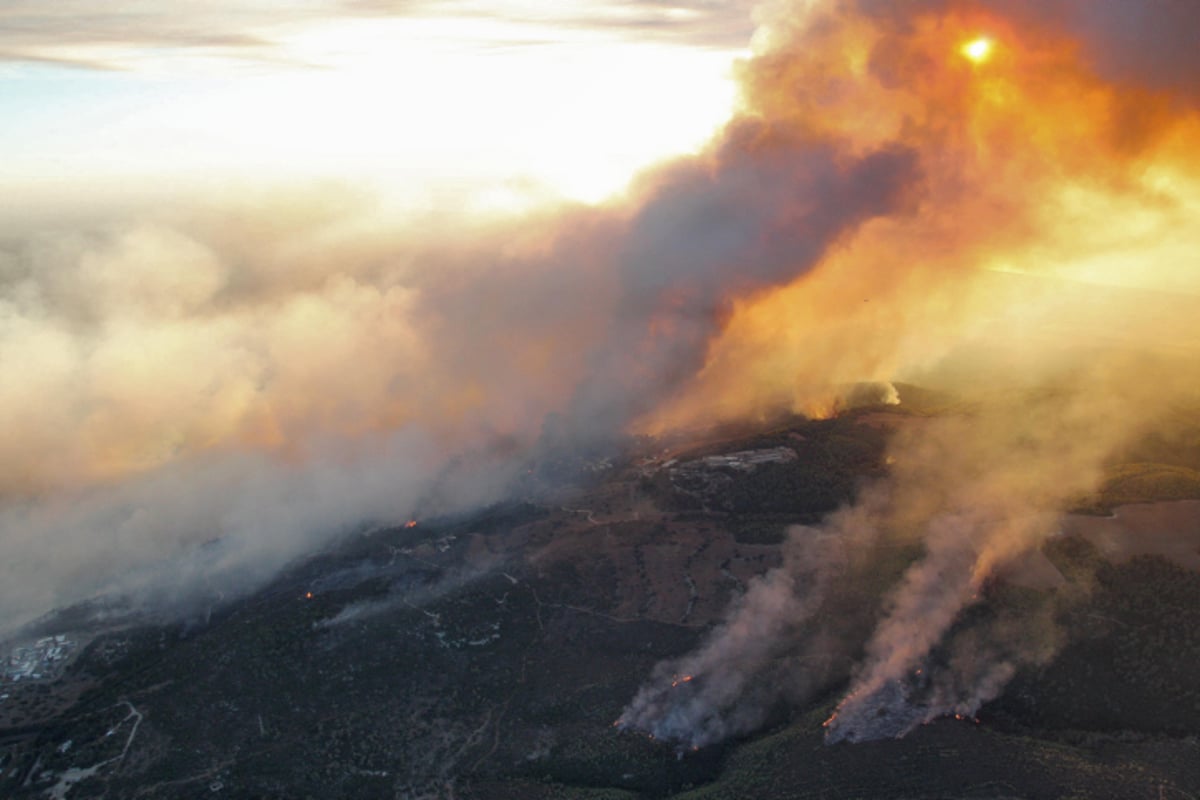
[638,446,799,479]
[1,634,76,683]
[676,447,799,474]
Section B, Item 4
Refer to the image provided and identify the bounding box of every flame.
[670,674,695,688]
[823,684,863,730]
[405,520,418,529]
[305,591,313,600]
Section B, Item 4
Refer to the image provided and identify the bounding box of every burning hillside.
[619,0,1200,748]
[2,0,1199,758]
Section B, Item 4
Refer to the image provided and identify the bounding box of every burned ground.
[3,407,1200,798]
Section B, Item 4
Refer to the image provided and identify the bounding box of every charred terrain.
[4,389,1200,799]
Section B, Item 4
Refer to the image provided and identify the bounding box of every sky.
[3,0,1200,726]
[0,0,754,206]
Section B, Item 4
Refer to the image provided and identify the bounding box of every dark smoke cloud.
[853,0,1200,104]
[996,0,1200,104]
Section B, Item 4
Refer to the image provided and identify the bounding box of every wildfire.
[305,591,313,600]
[405,520,418,529]
[638,0,1200,436]
[670,674,695,688]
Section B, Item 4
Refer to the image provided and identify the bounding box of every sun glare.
[961,37,993,64]
[45,16,743,206]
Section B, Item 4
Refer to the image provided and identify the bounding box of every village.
[0,635,76,687]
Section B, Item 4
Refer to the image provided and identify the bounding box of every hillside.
[3,401,1200,799]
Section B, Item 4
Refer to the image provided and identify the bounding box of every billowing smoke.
[567,134,917,437]
[618,528,847,747]
[0,23,918,634]
[620,0,1200,748]
[823,371,1154,742]
[6,0,1200,751]
[619,482,902,747]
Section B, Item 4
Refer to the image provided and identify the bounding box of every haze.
[3,0,1199,699]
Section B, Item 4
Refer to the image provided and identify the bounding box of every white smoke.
[618,491,889,748]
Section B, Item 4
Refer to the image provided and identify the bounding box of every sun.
[961,37,993,64]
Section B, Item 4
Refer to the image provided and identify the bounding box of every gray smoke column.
[618,491,889,748]
[617,530,843,748]
[822,505,1053,743]
[822,369,1173,743]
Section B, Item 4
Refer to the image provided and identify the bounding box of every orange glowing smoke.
[405,520,418,529]
[15,1,1200,501]
[639,0,1200,433]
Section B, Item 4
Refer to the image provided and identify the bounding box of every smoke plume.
[1,23,917,634]
[5,0,1200,752]
[618,528,847,747]
[824,367,1167,742]
[620,0,1200,747]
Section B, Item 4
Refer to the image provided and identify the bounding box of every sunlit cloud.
[0,0,755,71]
[0,1,750,203]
